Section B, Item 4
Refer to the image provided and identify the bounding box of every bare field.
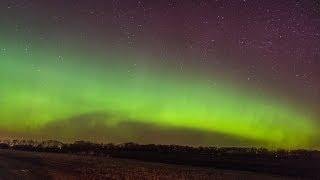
[0,149,299,180]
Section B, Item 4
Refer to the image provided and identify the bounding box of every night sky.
[0,0,319,149]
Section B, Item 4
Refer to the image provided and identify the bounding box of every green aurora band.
[0,42,318,149]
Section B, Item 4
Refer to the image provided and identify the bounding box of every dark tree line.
[0,140,319,178]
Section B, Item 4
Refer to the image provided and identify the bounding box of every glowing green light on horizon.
[0,42,318,149]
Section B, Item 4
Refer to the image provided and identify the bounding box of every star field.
[0,0,319,149]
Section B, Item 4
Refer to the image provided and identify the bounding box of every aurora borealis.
[0,0,320,149]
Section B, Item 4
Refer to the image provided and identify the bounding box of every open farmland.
[0,149,298,180]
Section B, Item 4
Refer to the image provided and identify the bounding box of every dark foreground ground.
[0,149,299,180]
